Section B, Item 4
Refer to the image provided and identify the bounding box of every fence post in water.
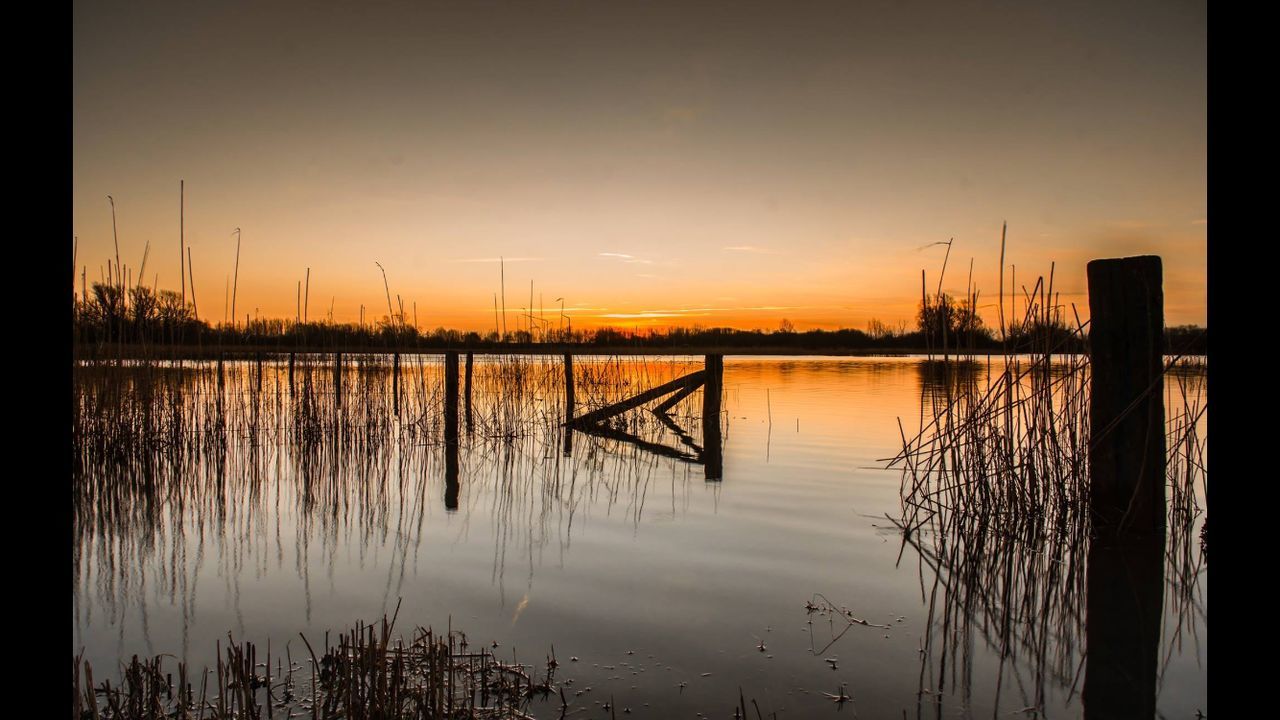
[1086,255,1165,537]
[444,351,460,510]
[334,352,343,408]
[564,353,575,423]
[465,352,474,432]
[393,352,401,416]
[217,352,225,391]
[563,353,575,455]
[702,354,724,480]
[288,352,295,395]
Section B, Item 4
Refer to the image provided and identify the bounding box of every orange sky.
[73,0,1206,332]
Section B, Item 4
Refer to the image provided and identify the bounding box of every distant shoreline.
[71,342,1207,360]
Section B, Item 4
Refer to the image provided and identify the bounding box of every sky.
[73,0,1206,332]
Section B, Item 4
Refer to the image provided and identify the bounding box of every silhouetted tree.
[917,294,991,349]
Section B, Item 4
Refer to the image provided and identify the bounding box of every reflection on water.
[894,354,1205,719]
[72,354,1206,717]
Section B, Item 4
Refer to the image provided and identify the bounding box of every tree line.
[73,282,1205,355]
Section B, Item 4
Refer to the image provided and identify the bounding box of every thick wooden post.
[464,352,474,432]
[564,354,575,422]
[334,352,343,409]
[288,352,295,395]
[563,353,575,455]
[392,352,401,415]
[1087,256,1165,537]
[444,352,459,436]
[702,355,724,480]
[444,351,460,510]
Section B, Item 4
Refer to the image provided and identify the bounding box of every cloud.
[451,257,542,263]
[596,311,706,319]
[722,245,779,254]
[599,252,653,264]
[584,305,809,319]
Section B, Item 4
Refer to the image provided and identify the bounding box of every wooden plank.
[653,380,700,414]
[567,370,706,428]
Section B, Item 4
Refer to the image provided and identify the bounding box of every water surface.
[72,354,1206,718]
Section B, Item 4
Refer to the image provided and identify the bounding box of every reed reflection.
[72,354,716,649]
[892,354,1205,718]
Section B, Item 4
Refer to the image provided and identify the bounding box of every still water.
[72,355,1206,718]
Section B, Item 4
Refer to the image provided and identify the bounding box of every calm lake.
[72,354,1206,718]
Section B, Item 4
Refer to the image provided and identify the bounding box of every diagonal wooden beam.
[653,380,700,414]
[567,370,706,428]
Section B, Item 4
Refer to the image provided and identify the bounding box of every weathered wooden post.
[392,352,401,416]
[444,351,460,510]
[334,352,343,409]
[445,352,459,431]
[1083,255,1166,719]
[1087,255,1165,537]
[255,351,264,394]
[563,353,575,455]
[464,352,474,432]
[288,351,295,395]
[702,354,724,480]
[564,353,575,422]
[217,352,225,391]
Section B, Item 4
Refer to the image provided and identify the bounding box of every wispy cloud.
[596,311,707,319]
[584,305,808,319]
[599,252,653,264]
[722,245,779,254]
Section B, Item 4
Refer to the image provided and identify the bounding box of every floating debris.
[822,684,853,705]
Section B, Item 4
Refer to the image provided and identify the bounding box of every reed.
[886,278,1207,715]
[74,609,563,719]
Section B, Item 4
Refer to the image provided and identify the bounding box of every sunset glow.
[74,1,1205,331]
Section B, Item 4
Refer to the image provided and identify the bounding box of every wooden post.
[563,354,575,422]
[287,352,295,395]
[1087,256,1165,537]
[563,353,575,455]
[217,352,225,391]
[444,351,460,510]
[393,352,401,416]
[464,352,474,432]
[445,352,459,433]
[702,354,723,480]
[334,352,342,409]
